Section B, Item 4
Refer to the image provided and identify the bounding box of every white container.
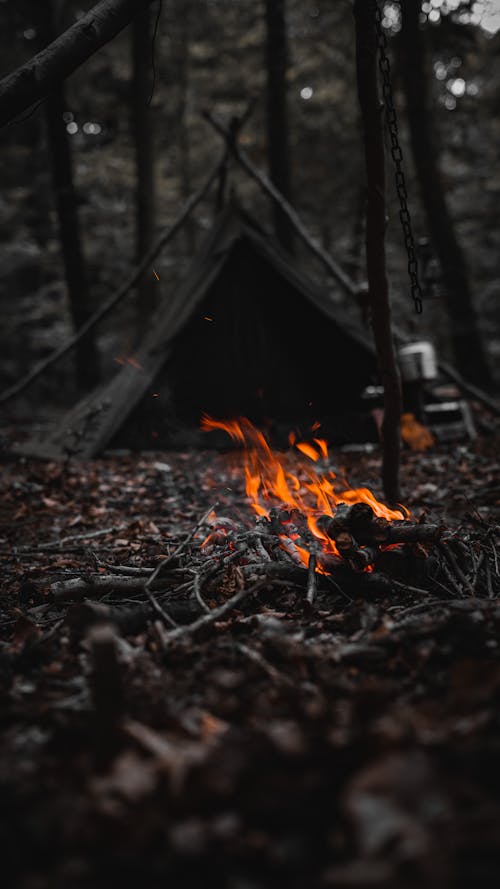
[398,341,437,382]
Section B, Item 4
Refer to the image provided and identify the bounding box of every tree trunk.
[175,2,196,254]
[354,0,402,504]
[399,0,491,387]
[264,0,294,253]
[131,6,156,325]
[38,1,100,390]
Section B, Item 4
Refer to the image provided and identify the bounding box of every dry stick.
[193,572,210,613]
[354,0,402,505]
[145,502,218,590]
[13,524,129,553]
[51,574,155,601]
[306,552,317,604]
[100,563,153,576]
[143,585,178,628]
[484,557,493,598]
[163,579,269,644]
[438,541,475,597]
[0,160,223,407]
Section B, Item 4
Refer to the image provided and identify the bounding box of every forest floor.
[1,426,500,889]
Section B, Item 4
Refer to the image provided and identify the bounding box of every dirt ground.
[1,423,499,889]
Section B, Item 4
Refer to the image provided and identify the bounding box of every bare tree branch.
[0,0,156,128]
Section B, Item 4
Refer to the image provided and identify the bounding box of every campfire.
[184,415,450,604]
[200,414,410,574]
[49,414,493,627]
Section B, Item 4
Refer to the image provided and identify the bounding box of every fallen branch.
[162,579,270,644]
[51,572,184,601]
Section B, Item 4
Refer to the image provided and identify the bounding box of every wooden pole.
[354,0,402,503]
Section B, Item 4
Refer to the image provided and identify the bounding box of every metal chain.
[372,0,423,314]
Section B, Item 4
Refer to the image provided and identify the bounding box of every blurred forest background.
[0,0,499,429]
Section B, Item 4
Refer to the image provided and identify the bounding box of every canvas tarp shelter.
[16,203,378,459]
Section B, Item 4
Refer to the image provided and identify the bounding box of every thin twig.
[13,524,129,553]
[162,579,269,644]
[193,571,210,613]
[145,503,217,590]
[438,541,475,597]
[143,586,178,628]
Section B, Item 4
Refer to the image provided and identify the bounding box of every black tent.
[18,203,378,458]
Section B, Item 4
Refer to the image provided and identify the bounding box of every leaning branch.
[203,110,357,296]
[0,158,223,407]
[0,0,155,128]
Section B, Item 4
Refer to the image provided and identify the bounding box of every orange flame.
[201,415,407,572]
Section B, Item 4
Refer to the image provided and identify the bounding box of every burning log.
[333,532,378,573]
[317,503,443,548]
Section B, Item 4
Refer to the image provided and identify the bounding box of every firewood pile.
[43,417,498,633]
[49,497,498,646]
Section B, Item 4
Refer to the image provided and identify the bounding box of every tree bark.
[174,1,196,253]
[38,1,100,390]
[264,0,294,253]
[399,0,491,387]
[0,0,155,128]
[354,0,402,504]
[131,6,157,325]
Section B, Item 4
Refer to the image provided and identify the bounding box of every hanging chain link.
[372,0,423,314]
